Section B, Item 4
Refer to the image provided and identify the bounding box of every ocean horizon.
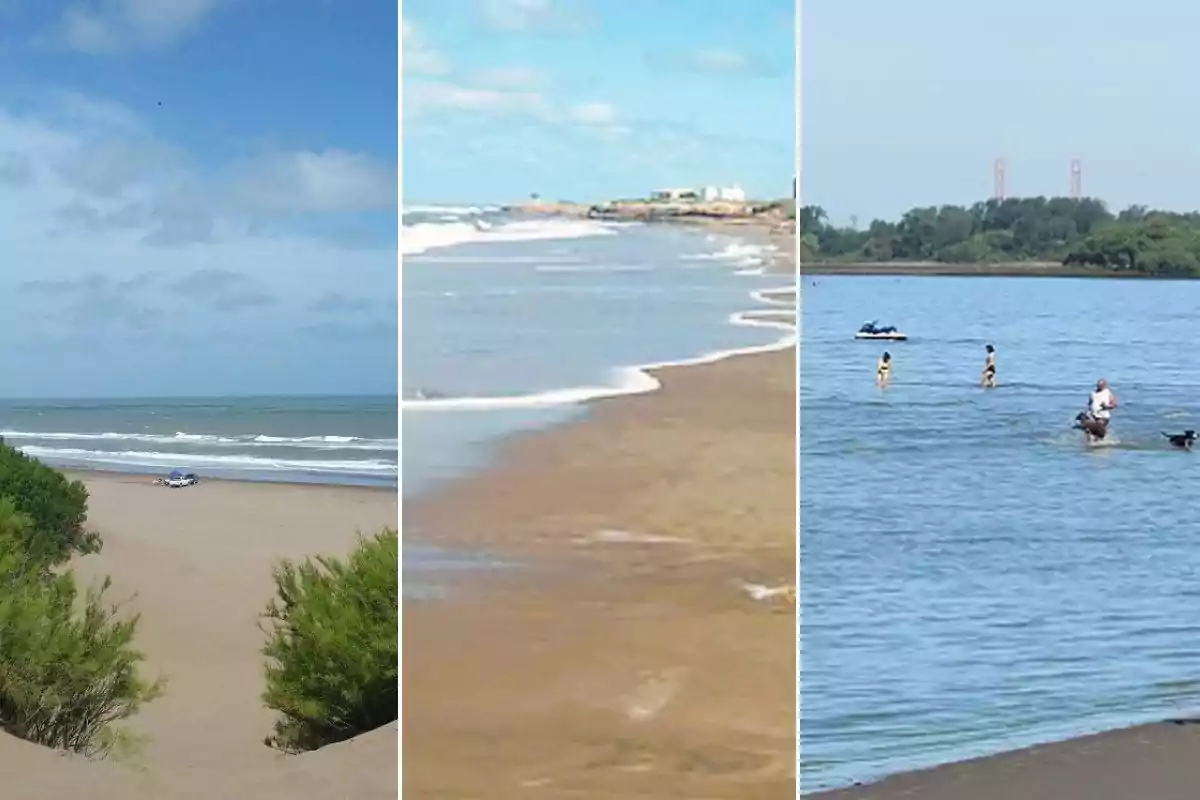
[0,394,397,487]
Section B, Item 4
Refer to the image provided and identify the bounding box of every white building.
[701,185,747,202]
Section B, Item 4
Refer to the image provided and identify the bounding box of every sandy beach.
[809,719,1200,799]
[0,474,398,799]
[403,346,797,799]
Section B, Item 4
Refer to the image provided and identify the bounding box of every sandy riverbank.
[0,473,398,799]
[809,719,1200,799]
[403,347,797,799]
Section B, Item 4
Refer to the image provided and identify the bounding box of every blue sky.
[403,0,795,204]
[804,0,1200,225]
[0,0,396,397]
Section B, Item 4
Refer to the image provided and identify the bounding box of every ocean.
[0,395,397,487]
[801,275,1200,792]
[401,205,795,585]
[401,205,795,497]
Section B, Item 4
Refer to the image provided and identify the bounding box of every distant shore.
[506,198,796,236]
[808,718,1200,799]
[800,260,1173,278]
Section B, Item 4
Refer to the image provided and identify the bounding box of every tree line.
[800,197,1200,275]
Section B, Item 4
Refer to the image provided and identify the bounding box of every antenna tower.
[993,157,1007,201]
[1069,158,1082,200]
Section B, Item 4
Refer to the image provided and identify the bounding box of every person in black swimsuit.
[981,344,996,388]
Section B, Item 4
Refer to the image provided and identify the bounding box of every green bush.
[0,498,161,756]
[0,444,91,565]
[261,528,397,752]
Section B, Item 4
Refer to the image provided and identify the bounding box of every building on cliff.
[702,185,746,202]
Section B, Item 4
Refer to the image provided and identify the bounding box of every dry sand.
[404,347,798,799]
[0,474,398,800]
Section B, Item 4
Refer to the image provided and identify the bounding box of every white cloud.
[473,66,544,89]
[406,81,546,115]
[0,93,396,246]
[691,49,750,73]
[55,0,224,54]
[0,97,395,398]
[402,19,449,76]
[480,0,554,31]
[569,101,615,125]
[646,47,777,78]
[231,149,397,214]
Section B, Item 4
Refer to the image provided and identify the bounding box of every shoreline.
[807,717,1200,799]
[403,335,796,797]
[56,467,397,493]
[403,225,795,414]
[800,260,1176,278]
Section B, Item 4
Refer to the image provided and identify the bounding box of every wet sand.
[403,347,797,799]
[809,719,1200,799]
[0,474,398,799]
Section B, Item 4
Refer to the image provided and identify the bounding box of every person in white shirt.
[1086,378,1118,436]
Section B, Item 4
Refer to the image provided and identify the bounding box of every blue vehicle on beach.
[156,469,200,488]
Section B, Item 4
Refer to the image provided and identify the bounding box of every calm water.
[801,276,1200,792]
[0,395,396,486]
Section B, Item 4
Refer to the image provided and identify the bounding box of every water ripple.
[800,276,1200,793]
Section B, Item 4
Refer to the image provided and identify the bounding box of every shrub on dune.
[0,444,93,565]
[261,528,398,752]
[0,497,161,756]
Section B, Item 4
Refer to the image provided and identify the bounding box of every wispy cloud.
[479,0,553,31]
[473,66,544,89]
[54,0,227,54]
[230,149,397,215]
[406,81,546,116]
[402,18,449,75]
[18,272,164,333]
[569,101,615,125]
[167,268,275,312]
[0,92,395,247]
[646,47,781,78]
[0,152,31,186]
[479,0,593,33]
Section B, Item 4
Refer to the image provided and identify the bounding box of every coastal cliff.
[504,198,796,234]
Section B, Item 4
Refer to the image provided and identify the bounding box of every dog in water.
[1074,411,1108,441]
[1163,430,1197,450]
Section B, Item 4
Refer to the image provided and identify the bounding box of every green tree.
[798,196,1200,275]
[261,528,398,753]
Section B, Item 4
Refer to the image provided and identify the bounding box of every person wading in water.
[981,344,997,388]
[876,351,892,388]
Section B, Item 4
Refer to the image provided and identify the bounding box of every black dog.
[1163,430,1197,450]
[1075,411,1107,440]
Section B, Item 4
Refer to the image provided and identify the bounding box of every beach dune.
[0,473,398,800]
